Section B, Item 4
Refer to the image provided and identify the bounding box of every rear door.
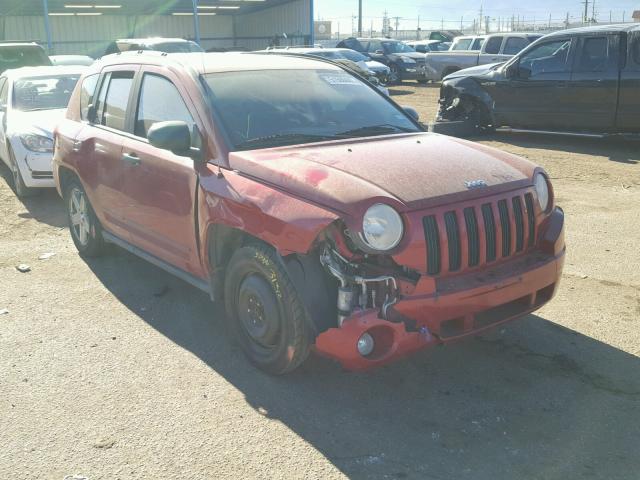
[74,65,139,241]
[567,34,620,131]
[119,68,202,275]
[616,31,640,132]
[491,37,576,129]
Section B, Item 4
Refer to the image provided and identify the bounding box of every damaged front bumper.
[315,208,565,371]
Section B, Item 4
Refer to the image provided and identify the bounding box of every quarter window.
[0,79,7,108]
[484,37,503,55]
[80,73,99,121]
[518,39,572,77]
[135,74,197,145]
[576,37,608,72]
[96,71,134,131]
[504,37,528,55]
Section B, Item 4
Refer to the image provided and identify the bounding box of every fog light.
[357,333,375,357]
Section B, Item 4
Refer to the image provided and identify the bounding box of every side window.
[95,71,134,131]
[135,74,198,146]
[518,39,572,77]
[634,36,640,65]
[484,37,503,55]
[472,38,485,50]
[576,37,608,72]
[415,45,427,53]
[79,73,99,121]
[452,38,472,51]
[504,37,528,55]
[367,41,381,53]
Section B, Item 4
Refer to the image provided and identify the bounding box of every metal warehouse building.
[1,0,313,56]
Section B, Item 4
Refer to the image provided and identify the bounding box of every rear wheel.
[65,179,106,257]
[9,147,38,198]
[224,244,311,374]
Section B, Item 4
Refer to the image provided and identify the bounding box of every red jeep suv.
[53,52,565,374]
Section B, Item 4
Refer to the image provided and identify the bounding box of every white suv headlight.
[361,203,404,251]
[20,134,54,153]
[534,173,550,212]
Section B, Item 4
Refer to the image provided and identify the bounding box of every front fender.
[439,77,495,123]
[198,164,339,262]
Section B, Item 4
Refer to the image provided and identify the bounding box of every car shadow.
[477,132,640,165]
[0,161,67,228]
[388,88,415,97]
[81,248,640,479]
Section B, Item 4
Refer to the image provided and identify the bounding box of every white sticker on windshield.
[320,73,362,86]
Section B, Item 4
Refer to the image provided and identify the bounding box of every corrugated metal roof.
[2,0,296,16]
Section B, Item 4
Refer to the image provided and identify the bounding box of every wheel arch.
[205,222,338,336]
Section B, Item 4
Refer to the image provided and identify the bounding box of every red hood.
[228,133,537,215]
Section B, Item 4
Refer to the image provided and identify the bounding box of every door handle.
[122,152,141,166]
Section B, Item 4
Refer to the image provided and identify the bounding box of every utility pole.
[591,0,596,23]
[565,12,570,28]
[394,16,400,37]
[417,15,420,40]
[460,16,464,31]
[583,0,589,24]
[479,5,483,33]
[358,0,363,36]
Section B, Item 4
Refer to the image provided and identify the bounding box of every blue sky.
[314,0,639,32]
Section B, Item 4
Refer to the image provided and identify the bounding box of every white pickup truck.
[423,33,542,81]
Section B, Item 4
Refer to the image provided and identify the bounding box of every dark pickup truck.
[434,24,640,136]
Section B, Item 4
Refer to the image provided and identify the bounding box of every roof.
[3,0,295,16]
[545,23,640,37]
[1,65,87,79]
[97,52,342,75]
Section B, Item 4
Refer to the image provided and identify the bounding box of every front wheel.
[224,244,312,374]
[9,147,38,198]
[65,179,106,257]
[389,64,401,84]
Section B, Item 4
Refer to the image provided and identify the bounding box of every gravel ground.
[1,84,639,480]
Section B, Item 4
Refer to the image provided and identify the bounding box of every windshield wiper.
[335,124,415,138]
[235,133,339,150]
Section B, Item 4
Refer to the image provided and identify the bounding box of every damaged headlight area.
[320,245,399,326]
[361,203,404,252]
[20,134,54,153]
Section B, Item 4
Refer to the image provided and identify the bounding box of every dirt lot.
[1,85,639,480]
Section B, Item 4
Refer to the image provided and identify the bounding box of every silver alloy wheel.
[69,187,91,246]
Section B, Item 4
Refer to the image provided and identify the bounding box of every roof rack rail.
[265,44,323,50]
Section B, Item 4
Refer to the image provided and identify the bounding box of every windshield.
[203,69,419,151]
[382,42,416,54]
[153,41,203,53]
[339,49,368,62]
[13,74,80,111]
[0,46,51,74]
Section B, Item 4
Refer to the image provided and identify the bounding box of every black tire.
[389,64,402,84]
[224,244,312,374]
[9,147,38,198]
[64,178,106,257]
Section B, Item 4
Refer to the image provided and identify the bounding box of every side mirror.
[403,106,420,122]
[368,76,380,86]
[148,121,201,161]
[87,103,96,123]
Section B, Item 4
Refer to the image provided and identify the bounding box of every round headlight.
[361,203,404,251]
[534,173,550,212]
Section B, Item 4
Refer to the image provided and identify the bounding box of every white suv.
[0,65,83,197]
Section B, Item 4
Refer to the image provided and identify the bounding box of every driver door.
[490,37,576,130]
[119,68,203,276]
